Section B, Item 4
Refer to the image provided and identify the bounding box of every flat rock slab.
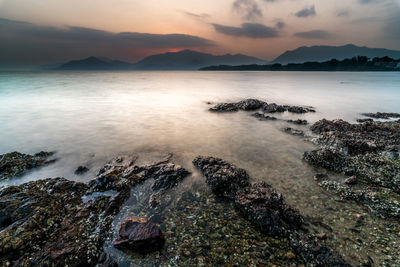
[113,217,165,254]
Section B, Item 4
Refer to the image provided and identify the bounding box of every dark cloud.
[275,21,285,29]
[295,5,316,18]
[294,30,331,39]
[232,0,263,20]
[213,22,279,38]
[0,18,215,67]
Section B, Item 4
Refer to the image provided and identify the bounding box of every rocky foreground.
[0,150,352,266]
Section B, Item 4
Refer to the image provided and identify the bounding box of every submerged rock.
[284,127,305,136]
[113,217,165,254]
[75,165,89,175]
[193,156,250,199]
[0,151,55,181]
[290,232,351,267]
[287,119,308,125]
[252,112,278,121]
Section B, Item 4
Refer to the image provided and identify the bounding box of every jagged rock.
[113,217,165,254]
[287,119,308,125]
[193,156,250,199]
[236,99,265,110]
[0,151,55,181]
[75,165,89,175]
[362,112,400,119]
[209,103,239,112]
[286,106,315,114]
[357,118,374,123]
[148,162,190,191]
[284,127,305,136]
[252,112,278,121]
[262,103,286,113]
[235,182,303,236]
[314,173,328,181]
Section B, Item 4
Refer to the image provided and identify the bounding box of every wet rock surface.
[0,151,55,181]
[362,112,400,119]
[0,177,123,266]
[304,118,400,218]
[284,127,305,136]
[193,156,348,266]
[0,153,189,266]
[113,217,165,254]
[209,98,315,114]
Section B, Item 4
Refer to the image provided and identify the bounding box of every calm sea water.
[1,71,400,265]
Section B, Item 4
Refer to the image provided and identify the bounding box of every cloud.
[233,0,263,20]
[294,30,331,39]
[0,18,215,67]
[275,21,285,29]
[295,5,316,18]
[358,0,376,4]
[212,22,280,38]
[179,10,210,20]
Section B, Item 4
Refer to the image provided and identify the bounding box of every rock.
[193,156,250,200]
[284,127,305,136]
[252,112,278,121]
[357,118,374,123]
[362,112,400,119]
[113,217,165,254]
[287,119,308,125]
[209,99,265,112]
[236,99,265,111]
[304,148,348,173]
[262,103,286,113]
[75,165,89,175]
[289,232,350,267]
[235,182,303,236]
[149,162,190,191]
[0,177,126,266]
[0,151,55,181]
[209,103,239,112]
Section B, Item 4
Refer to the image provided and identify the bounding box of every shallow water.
[1,71,400,265]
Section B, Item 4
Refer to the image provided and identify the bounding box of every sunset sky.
[1,0,400,67]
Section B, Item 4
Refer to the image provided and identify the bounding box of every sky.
[1,0,400,67]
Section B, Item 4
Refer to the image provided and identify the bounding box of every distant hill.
[133,49,266,70]
[273,44,400,64]
[56,56,133,70]
[201,56,400,71]
[55,50,267,70]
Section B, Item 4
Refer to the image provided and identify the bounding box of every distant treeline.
[200,56,400,71]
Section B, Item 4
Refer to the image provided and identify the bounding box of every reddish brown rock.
[113,217,165,254]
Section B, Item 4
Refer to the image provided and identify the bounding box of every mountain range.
[272,44,400,64]
[46,44,400,70]
[52,50,266,70]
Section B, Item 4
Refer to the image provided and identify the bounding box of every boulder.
[113,217,165,254]
[193,156,250,199]
[236,99,265,110]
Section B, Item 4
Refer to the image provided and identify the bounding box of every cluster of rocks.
[209,98,315,114]
[304,118,400,218]
[362,112,400,119]
[0,151,55,181]
[0,153,190,266]
[193,156,349,266]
